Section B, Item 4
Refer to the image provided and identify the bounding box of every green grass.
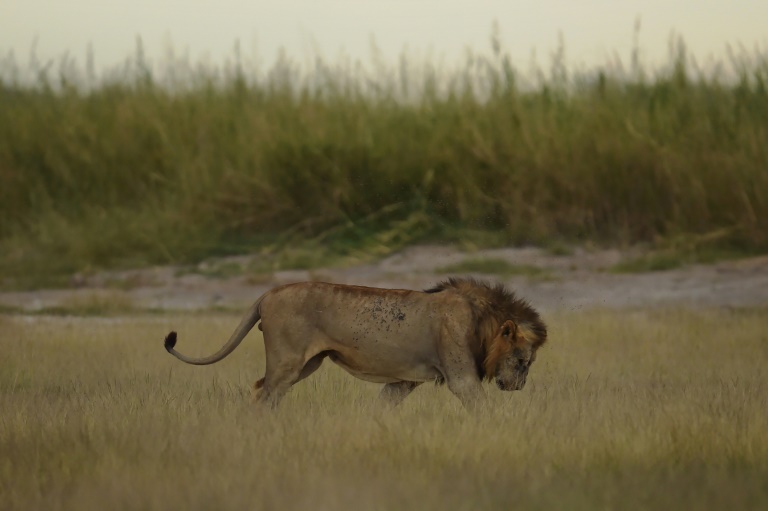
[1,35,768,287]
[612,232,761,273]
[544,240,575,257]
[437,258,554,279]
[176,261,251,280]
[0,292,141,316]
[612,251,689,273]
[1,309,766,510]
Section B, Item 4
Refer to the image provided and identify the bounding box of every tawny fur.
[165,278,547,409]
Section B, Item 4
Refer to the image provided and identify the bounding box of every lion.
[164,278,547,409]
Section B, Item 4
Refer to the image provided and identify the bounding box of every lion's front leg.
[446,376,486,410]
[438,325,487,410]
[379,381,421,407]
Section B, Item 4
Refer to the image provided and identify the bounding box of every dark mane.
[425,277,548,350]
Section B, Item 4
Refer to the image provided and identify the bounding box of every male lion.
[164,278,547,409]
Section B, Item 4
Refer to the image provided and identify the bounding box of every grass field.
[2,37,768,288]
[2,308,767,510]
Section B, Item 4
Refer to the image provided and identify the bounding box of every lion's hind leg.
[252,352,327,409]
[252,373,295,409]
[251,377,266,404]
[379,381,421,407]
[253,377,266,392]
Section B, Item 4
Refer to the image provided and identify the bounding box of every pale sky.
[2,0,767,76]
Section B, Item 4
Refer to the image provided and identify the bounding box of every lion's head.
[484,320,542,391]
[426,277,548,391]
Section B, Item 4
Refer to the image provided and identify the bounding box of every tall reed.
[1,36,766,284]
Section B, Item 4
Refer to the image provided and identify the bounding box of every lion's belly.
[308,290,446,383]
[327,349,442,384]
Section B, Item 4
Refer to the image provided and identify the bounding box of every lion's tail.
[164,295,265,365]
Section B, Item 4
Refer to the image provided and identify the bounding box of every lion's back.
[259,281,467,346]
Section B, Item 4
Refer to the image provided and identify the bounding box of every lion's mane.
[425,277,547,380]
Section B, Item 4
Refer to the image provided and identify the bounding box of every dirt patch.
[2,245,767,313]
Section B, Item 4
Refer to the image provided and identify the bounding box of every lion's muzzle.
[496,375,526,391]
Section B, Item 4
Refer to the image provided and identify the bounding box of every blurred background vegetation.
[1,34,767,288]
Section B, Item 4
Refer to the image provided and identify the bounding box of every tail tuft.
[164,331,178,352]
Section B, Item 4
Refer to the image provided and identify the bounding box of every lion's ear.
[500,320,517,340]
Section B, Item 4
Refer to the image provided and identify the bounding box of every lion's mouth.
[496,379,525,391]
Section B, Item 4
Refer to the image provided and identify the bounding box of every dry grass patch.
[1,309,767,510]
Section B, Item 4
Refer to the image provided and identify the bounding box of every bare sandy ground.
[2,245,768,313]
